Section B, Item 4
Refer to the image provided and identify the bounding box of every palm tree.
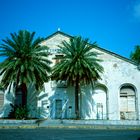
[51,36,104,119]
[0,30,51,106]
[130,45,140,64]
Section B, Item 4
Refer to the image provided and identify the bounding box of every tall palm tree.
[51,36,104,119]
[0,30,51,106]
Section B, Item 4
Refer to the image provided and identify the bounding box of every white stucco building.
[0,31,140,121]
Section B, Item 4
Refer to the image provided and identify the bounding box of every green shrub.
[8,104,29,119]
[15,106,29,119]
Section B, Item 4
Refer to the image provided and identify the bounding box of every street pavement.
[0,128,140,140]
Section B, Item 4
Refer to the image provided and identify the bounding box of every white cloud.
[133,0,140,19]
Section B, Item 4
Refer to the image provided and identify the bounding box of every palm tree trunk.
[21,83,27,106]
[75,76,80,119]
[15,70,20,95]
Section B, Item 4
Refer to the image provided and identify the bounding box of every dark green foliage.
[0,30,51,107]
[8,104,29,119]
[52,36,104,118]
[0,83,4,90]
[130,45,140,64]
[0,30,51,91]
[15,105,29,119]
[52,36,103,85]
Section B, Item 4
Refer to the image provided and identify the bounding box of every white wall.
[0,32,140,121]
[41,33,140,120]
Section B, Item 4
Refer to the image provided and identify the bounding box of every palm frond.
[0,30,51,91]
[52,36,104,86]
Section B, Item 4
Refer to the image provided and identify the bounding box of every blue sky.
[0,0,140,60]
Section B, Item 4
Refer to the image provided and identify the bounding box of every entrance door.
[55,100,62,119]
[92,86,107,119]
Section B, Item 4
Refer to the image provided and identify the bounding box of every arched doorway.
[120,85,137,120]
[92,85,108,120]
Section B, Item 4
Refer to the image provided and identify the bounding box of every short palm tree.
[51,36,104,119]
[130,45,140,64]
[0,30,51,106]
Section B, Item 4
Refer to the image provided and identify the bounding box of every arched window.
[120,85,136,120]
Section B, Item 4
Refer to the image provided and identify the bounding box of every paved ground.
[0,128,140,140]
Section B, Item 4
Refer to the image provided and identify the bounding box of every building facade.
[0,31,140,120]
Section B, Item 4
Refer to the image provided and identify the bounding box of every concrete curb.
[0,119,140,130]
[0,125,140,130]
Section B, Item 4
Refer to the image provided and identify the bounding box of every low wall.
[0,119,140,127]
[0,120,36,125]
[62,119,140,126]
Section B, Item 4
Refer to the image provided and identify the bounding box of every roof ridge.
[45,31,138,66]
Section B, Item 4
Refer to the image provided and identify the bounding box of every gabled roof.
[45,31,73,40]
[45,31,137,66]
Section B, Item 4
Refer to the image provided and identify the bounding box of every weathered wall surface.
[40,32,140,120]
[0,32,140,121]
